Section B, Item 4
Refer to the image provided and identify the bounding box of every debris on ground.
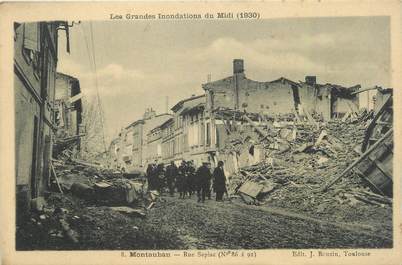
[221,108,392,234]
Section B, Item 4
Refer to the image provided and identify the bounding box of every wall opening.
[291,84,301,109]
[30,116,39,199]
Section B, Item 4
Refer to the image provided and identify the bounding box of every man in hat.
[165,161,178,196]
[186,160,196,198]
[177,160,187,199]
[213,161,227,201]
[196,162,212,203]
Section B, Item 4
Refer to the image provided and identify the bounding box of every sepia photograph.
[1,2,399,264]
[12,15,395,251]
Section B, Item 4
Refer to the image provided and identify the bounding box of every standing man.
[213,161,227,202]
[177,160,187,199]
[165,161,178,196]
[186,161,196,198]
[146,163,155,190]
[156,163,165,195]
[196,162,212,203]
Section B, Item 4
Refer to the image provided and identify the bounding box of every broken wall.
[238,79,296,114]
[333,97,359,117]
[205,76,297,115]
[299,84,332,120]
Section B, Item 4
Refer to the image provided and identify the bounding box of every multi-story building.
[145,124,164,165]
[14,21,69,218]
[176,95,208,165]
[160,118,175,164]
[159,95,209,166]
[118,109,171,172]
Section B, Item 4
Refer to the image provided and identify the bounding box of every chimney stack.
[305,76,317,86]
[233,59,244,74]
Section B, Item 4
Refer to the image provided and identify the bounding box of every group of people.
[145,160,227,202]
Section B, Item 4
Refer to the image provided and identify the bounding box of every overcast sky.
[57,16,390,144]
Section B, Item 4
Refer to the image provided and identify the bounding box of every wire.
[88,21,107,153]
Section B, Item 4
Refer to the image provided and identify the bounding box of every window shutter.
[23,23,40,52]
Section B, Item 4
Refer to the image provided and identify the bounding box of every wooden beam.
[50,162,63,194]
[321,128,393,192]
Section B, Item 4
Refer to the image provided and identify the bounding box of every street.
[143,195,391,249]
[17,191,392,250]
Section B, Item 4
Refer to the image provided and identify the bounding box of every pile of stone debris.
[51,158,159,210]
[224,109,392,226]
[16,159,163,250]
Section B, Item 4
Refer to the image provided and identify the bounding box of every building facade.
[118,109,172,172]
[145,124,164,165]
[163,94,209,166]
[14,21,69,217]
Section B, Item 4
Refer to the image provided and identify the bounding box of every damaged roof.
[171,94,205,112]
[202,75,300,90]
[316,83,361,99]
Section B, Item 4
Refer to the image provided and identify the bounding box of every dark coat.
[196,165,212,189]
[186,165,196,190]
[176,165,187,192]
[213,167,227,192]
[165,164,178,184]
[146,165,157,190]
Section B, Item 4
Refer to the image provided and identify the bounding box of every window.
[206,123,211,146]
[22,23,41,79]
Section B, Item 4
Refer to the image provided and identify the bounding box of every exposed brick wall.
[205,76,296,115]
[238,79,295,114]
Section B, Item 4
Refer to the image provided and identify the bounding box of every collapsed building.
[202,59,360,120]
[53,72,84,158]
[106,59,372,170]
[106,59,392,204]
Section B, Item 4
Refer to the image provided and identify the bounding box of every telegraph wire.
[89,21,108,153]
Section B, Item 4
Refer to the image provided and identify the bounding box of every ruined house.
[107,137,121,169]
[203,59,360,120]
[53,72,83,157]
[299,76,360,120]
[14,21,69,218]
[203,59,300,115]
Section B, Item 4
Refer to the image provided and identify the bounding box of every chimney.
[305,76,317,86]
[233,59,244,75]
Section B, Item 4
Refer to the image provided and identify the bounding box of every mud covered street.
[17,192,392,250]
[144,196,392,249]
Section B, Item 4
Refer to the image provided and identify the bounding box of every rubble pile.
[226,110,392,231]
[16,159,166,250]
[52,159,150,207]
[16,192,183,250]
